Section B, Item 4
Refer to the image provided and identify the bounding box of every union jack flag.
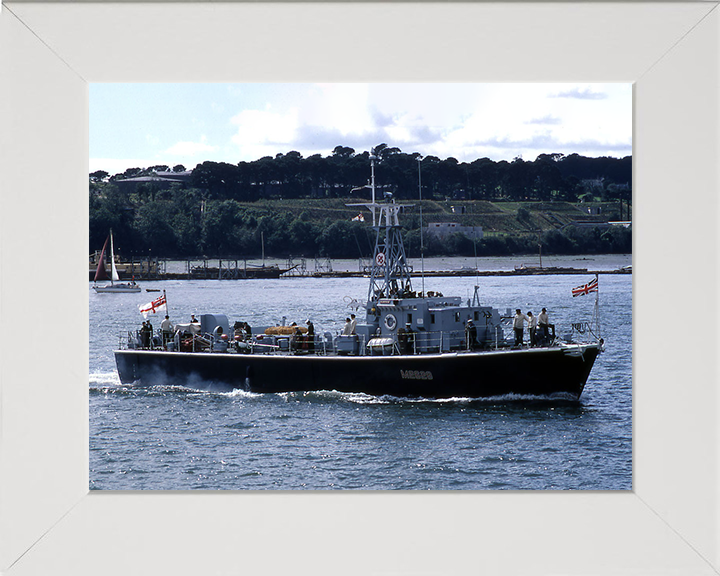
[572,277,598,297]
[139,294,167,318]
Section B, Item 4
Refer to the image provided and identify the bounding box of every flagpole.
[594,273,600,339]
[163,290,168,317]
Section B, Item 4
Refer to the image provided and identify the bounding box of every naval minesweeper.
[115,152,603,399]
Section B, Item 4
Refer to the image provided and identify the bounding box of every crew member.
[140,321,151,349]
[146,320,154,347]
[349,313,357,335]
[290,327,302,352]
[538,308,553,343]
[513,309,529,347]
[538,308,549,336]
[161,315,174,347]
[342,317,353,336]
[397,325,408,354]
[465,319,478,350]
[191,314,199,323]
[405,323,415,354]
[306,319,315,353]
[527,311,538,347]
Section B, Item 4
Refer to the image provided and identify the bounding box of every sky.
[90,83,632,175]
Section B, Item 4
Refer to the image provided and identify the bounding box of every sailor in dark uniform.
[465,319,477,350]
[306,319,315,353]
[140,321,151,348]
[405,323,415,354]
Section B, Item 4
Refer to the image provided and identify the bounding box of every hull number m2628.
[400,369,434,380]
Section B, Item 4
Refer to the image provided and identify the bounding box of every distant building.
[427,222,483,240]
[115,170,192,194]
[154,170,193,183]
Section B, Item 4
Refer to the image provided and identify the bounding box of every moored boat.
[115,152,604,399]
[93,231,141,293]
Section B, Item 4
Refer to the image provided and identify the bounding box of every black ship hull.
[115,344,600,399]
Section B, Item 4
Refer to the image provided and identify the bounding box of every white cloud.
[526,114,562,125]
[550,86,608,100]
[230,108,302,159]
[164,135,217,157]
[92,83,631,169]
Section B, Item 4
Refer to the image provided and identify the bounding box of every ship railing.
[399,327,520,354]
[402,329,465,354]
[568,321,601,343]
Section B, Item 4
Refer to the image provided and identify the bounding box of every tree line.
[90,146,632,259]
[91,145,631,204]
[193,146,631,203]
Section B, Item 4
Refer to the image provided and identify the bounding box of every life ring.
[384,313,397,331]
[376,252,386,266]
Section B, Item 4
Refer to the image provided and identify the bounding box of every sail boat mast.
[110,229,120,283]
[261,231,265,266]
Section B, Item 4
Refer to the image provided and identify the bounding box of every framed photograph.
[88,80,633,493]
[1,2,718,574]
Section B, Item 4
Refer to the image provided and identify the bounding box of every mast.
[93,236,110,283]
[538,240,543,269]
[418,155,425,298]
[110,230,120,283]
[369,153,377,227]
[347,149,414,302]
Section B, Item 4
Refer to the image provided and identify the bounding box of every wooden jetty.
[90,254,631,282]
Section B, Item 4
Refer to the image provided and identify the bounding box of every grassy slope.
[243,199,626,236]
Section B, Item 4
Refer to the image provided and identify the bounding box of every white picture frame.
[1,2,718,574]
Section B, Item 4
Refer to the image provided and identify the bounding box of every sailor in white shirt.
[513,309,529,346]
[538,307,554,342]
[160,315,174,346]
[527,311,538,346]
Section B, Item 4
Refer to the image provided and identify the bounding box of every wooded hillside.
[90,148,632,259]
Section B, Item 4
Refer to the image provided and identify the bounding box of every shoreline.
[91,266,631,282]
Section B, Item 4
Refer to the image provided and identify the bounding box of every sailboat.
[93,231,141,293]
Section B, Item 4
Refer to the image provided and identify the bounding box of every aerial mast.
[418,155,425,298]
[347,148,414,302]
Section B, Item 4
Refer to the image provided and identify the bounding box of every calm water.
[89,255,632,490]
